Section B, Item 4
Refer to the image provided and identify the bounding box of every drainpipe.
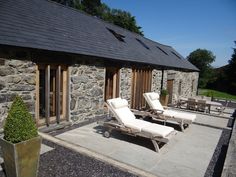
[161,69,164,91]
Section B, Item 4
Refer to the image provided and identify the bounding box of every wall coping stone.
[221,111,236,177]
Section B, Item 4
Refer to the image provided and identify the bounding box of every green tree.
[226,41,236,94]
[81,0,102,16]
[187,49,216,88]
[108,9,143,36]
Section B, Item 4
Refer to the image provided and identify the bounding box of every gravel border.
[0,139,139,177]
[204,117,235,177]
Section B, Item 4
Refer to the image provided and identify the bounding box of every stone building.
[0,0,199,127]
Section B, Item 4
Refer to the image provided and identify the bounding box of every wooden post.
[45,65,50,126]
[161,69,164,91]
[56,65,61,124]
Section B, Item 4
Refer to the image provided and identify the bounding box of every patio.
[54,109,233,177]
[0,108,234,177]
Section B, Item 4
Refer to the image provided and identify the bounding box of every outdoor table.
[179,97,223,113]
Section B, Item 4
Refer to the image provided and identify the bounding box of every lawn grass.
[198,89,236,101]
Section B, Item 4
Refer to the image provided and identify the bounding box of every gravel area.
[0,139,139,177]
[204,118,233,177]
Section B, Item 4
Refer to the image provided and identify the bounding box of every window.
[104,67,120,101]
[136,38,150,49]
[171,51,181,59]
[131,68,152,109]
[156,46,168,55]
[106,28,125,42]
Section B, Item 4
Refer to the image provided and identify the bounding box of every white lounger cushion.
[107,98,174,137]
[149,92,159,100]
[143,92,164,112]
[111,99,128,109]
[144,92,196,123]
[163,110,196,123]
[124,119,151,132]
[115,107,136,124]
[142,124,174,138]
[107,98,136,124]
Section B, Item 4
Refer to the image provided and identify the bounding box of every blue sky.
[102,0,236,67]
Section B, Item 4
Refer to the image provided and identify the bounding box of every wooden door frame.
[167,79,174,104]
[35,64,69,127]
[131,68,152,109]
[104,67,120,101]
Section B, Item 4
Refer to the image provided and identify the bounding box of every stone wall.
[120,67,132,103]
[0,58,36,127]
[69,63,105,122]
[0,55,199,126]
[167,70,199,102]
[152,69,167,93]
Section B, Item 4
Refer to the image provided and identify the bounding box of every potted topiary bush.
[160,89,169,106]
[0,96,41,177]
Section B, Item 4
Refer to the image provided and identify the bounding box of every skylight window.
[171,51,181,59]
[156,46,168,55]
[136,38,150,50]
[106,27,125,42]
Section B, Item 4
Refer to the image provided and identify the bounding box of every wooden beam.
[66,67,70,121]
[62,70,67,119]
[161,69,164,90]
[35,65,40,126]
[56,65,61,124]
[45,65,50,126]
[113,72,117,98]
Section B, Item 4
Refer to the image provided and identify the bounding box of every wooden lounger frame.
[100,102,175,153]
[99,118,175,153]
[131,109,188,132]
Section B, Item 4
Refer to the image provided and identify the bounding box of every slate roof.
[0,0,199,71]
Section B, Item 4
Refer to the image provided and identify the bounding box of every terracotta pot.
[0,136,41,177]
[160,95,169,106]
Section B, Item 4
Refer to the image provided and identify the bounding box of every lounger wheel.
[103,131,110,138]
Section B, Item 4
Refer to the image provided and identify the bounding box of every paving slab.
[56,121,223,177]
[194,113,229,129]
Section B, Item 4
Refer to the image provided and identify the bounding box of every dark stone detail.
[24,76,36,85]
[7,76,21,84]
[91,87,103,97]
[0,66,14,76]
[95,74,104,80]
[70,98,76,110]
[21,94,32,100]
[11,85,35,91]
[0,93,17,103]
[71,76,89,84]
[8,60,23,67]
[0,81,5,90]
[0,59,5,65]
[25,101,35,112]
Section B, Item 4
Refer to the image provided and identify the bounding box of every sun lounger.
[140,92,196,131]
[101,97,176,152]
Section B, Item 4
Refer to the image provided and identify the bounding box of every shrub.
[4,96,38,143]
[160,89,169,96]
